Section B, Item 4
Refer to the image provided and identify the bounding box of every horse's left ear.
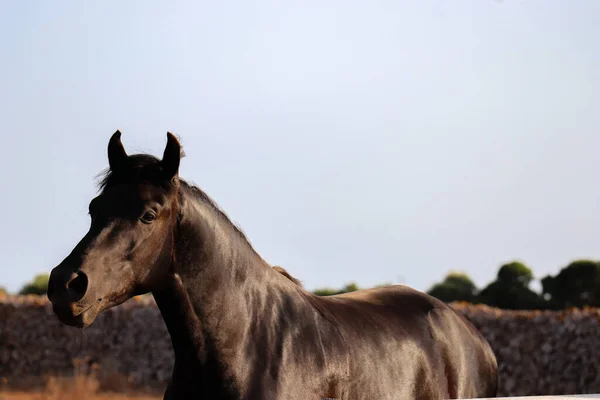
[108,130,128,172]
[162,132,182,179]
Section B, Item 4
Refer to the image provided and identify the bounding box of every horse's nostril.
[67,272,89,299]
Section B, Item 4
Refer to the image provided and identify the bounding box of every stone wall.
[0,294,172,391]
[1,294,600,397]
[456,303,600,397]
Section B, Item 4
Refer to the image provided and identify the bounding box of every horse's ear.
[108,130,128,171]
[162,132,182,179]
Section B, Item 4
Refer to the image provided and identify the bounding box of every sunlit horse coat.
[48,131,498,399]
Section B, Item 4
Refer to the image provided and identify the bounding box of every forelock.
[96,154,172,192]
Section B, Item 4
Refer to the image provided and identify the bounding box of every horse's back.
[319,285,497,399]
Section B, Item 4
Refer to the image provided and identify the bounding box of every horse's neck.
[153,192,289,389]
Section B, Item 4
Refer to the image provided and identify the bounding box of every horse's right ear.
[108,130,128,171]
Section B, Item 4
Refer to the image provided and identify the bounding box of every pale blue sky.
[1,1,599,294]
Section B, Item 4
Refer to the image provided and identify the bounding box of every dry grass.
[0,392,159,400]
[0,359,161,400]
[0,377,161,400]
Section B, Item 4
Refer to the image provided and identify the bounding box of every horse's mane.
[96,153,305,287]
[96,154,256,252]
[272,266,303,287]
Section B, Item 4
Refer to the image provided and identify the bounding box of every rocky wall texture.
[1,294,600,397]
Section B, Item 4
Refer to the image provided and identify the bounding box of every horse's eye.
[140,211,157,224]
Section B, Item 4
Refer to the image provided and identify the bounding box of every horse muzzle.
[47,266,98,328]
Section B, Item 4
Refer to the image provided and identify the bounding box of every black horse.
[48,131,498,399]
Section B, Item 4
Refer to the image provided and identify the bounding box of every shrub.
[19,273,50,296]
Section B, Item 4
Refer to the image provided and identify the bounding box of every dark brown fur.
[47,131,498,400]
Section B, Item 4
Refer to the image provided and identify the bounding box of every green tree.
[541,260,600,309]
[19,273,50,296]
[427,272,477,303]
[497,261,533,287]
[313,282,360,296]
[476,261,545,310]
